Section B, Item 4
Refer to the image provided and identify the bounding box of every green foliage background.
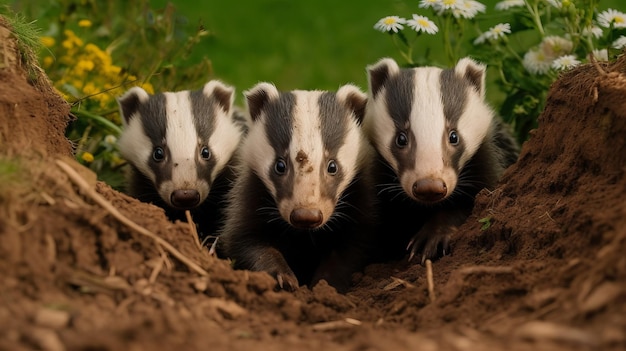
[148,0,623,109]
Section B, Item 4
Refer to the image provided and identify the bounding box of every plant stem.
[72,109,122,136]
[525,0,545,37]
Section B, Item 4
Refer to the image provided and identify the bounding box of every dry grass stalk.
[56,159,208,276]
[185,210,203,251]
[383,276,416,290]
[312,318,362,332]
[426,259,436,303]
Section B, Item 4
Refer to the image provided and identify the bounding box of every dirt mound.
[0,17,624,351]
[0,18,72,157]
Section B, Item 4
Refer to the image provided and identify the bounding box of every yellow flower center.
[384,18,397,25]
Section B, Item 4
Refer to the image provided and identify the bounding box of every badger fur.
[364,57,519,263]
[117,80,247,240]
[217,83,377,292]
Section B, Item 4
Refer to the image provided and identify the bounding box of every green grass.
[0,6,43,77]
[149,0,424,102]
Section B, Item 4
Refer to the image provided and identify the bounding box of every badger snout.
[170,189,201,209]
[412,178,447,203]
[290,208,323,229]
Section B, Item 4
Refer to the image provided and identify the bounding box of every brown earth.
[1,18,625,351]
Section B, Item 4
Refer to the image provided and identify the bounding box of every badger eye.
[327,160,338,175]
[200,146,211,160]
[395,132,408,148]
[274,158,287,175]
[449,130,459,145]
[152,146,165,162]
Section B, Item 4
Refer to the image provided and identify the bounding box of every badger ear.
[117,86,150,126]
[337,84,367,125]
[203,80,234,114]
[367,57,400,99]
[455,57,486,98]
[244,82,280,123]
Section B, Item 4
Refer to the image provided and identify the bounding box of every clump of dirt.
[0,17,624,351]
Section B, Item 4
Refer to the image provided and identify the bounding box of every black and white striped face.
[364,57,494,204]
[117,80,243,209]
[242,83,368,230]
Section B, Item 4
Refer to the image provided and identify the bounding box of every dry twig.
[56,159,208,276]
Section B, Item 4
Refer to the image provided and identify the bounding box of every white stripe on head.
[410,67,447,180]
[284,90,327,215]
[241,82,280,196]
[204,82,242,181]
[164,91,197,183]
[159,91,209,202]
[335,84,368,193]
[117,116,154,182]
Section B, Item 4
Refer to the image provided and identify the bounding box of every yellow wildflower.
[81,152,94,163]
[141,82,155,94]
[62,30,84,50]
[76,59,95,72]
[42,56,54,68]
[78,19,92,28]
[40,36,55,48]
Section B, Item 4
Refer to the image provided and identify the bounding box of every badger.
[217,82,378,293]
[117,80,247,240]
[363,57,520,264]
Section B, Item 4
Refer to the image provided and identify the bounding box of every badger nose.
[170,189,201,209]
[412,179,447,202]
[290,208,323,229]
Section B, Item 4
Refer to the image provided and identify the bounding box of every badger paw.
[251,248,299,291]
[407,225,455,264]
[276,272,299,292]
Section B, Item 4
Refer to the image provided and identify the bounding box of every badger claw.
[407,226,453,264]
[276,272,299,292]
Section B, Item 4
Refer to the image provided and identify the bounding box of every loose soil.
[1,19,625,351]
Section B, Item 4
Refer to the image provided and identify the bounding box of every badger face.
[243,83,368,230]
[364,57,494,204]
[117,80,243,210]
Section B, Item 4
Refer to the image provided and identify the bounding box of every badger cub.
[117,81,247,239]
[364,57,519,263]
[217,83,377,292]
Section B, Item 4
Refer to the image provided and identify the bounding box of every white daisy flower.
[495,0,524,11]
[419,0,441,9]
[104,134,117,145]
[451,0,486,19]
[592,48,609,61]
[473,23,511,45]
[523,49,553,75]
[540,36,573,58]
[551,55,581,70]
[597,9,626,29]
[407,14,439,34]
[582,25,604,39]
[374,16,406,33]
[612,35,626,50]
[440,0,463,11]
[489,23,511,39]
